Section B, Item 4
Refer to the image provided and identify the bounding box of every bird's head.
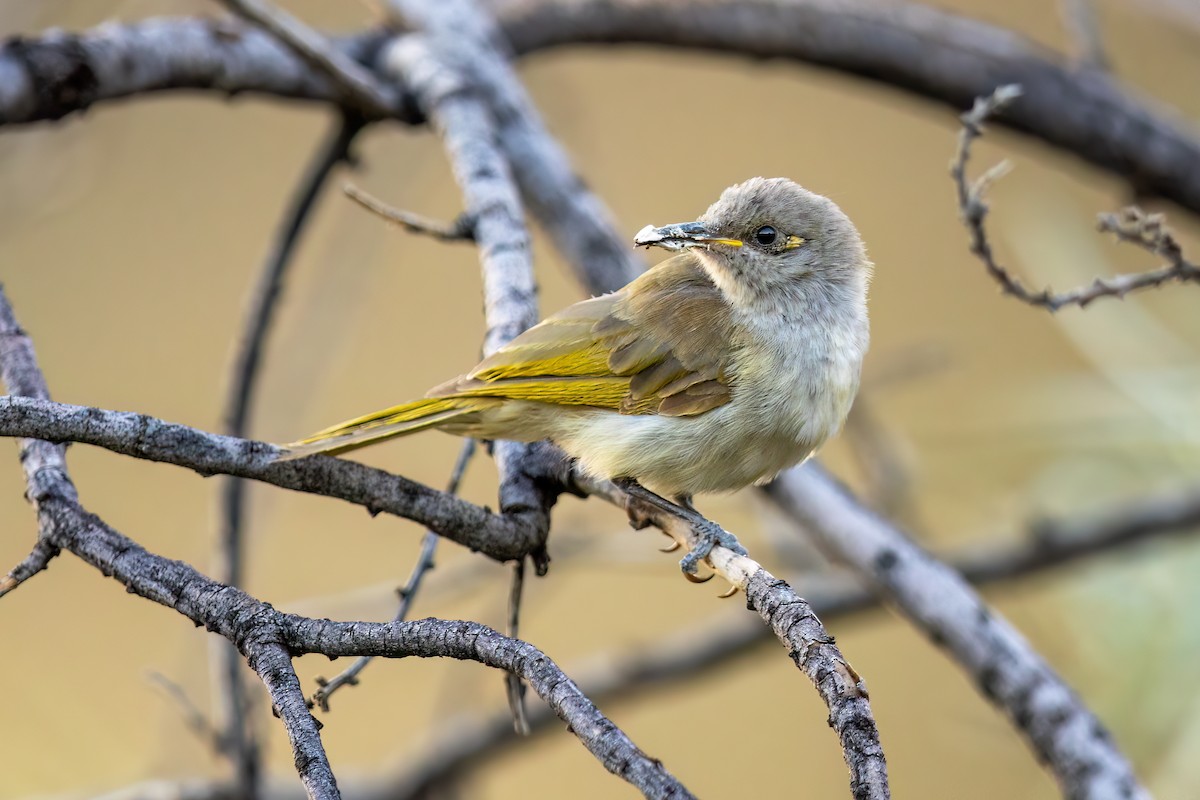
[634,177,870,311]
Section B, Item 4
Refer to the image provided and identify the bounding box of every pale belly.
[542,400,830,497]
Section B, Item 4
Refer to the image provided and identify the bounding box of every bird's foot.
[677,515,746,576]
[615,478,747,576]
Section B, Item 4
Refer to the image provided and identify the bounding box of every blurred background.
[3,1,1199,798]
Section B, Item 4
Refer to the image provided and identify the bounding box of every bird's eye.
[754,226,777,246]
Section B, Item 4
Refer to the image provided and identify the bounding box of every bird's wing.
[434,254,741,417]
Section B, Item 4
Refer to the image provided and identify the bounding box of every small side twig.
[1059,0,1110,71]
[952,84,1200,311]
[148,671,226,756]
[312,438,476,712]
[0,539,58,598]
[504,558,530,735]
[345,184,476,242]
[219,0,400,117]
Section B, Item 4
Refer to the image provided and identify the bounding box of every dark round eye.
[754,226,777,246]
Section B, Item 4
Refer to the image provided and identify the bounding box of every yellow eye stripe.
[784,235,806,249]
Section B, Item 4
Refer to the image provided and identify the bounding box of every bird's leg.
[614,478,747,575]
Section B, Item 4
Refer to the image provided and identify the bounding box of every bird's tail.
[278,396,490,460]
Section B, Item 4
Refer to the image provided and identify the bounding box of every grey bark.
[765,465,1150,800]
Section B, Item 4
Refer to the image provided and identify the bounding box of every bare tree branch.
[0,289,692,800]
[0,286,73,596]
[0,20,396,124]
[6,3,1200,219]
[495,0,1200,220]
[0,395,544,562]
[388,0,642,294]
[953,85,1200,310]
[0,394,891,795]
[219,0,398,116]
[764,464,1151,800]
[85,477,1200,800]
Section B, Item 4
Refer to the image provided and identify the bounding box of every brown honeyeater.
[284,177,871,519]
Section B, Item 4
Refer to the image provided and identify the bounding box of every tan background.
[4,1,1200,798]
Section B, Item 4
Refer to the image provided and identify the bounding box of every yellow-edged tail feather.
[279,397,488,460]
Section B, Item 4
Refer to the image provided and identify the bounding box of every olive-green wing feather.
[281,254,740,460]
[435,253,740,417]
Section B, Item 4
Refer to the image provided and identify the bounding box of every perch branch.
[87,477,1200,800]
[953,85,1200,310]
[579,474,890,800]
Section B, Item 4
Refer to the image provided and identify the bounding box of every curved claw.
[717,584,739,599]
[659,540,682,553]
[684,570,715,584]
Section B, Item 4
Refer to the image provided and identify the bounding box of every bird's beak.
[633,221,743,251]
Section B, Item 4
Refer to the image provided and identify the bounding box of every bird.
[283,177,872,571]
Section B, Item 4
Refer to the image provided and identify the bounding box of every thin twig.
[344,184,476,242]
[148,671,227,756]
[1059,0,1110,70]
[504,558,530,735]
[312,439,476,711]
[0,539,58,598]
[952,84,1200,310]
[218,0,399,117]
[214,109,363,800]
